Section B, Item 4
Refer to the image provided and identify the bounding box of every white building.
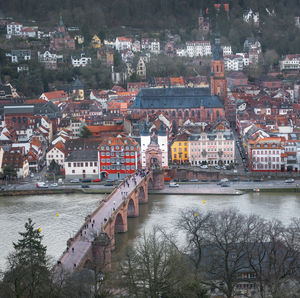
[136,57,147,79]
[186,41,211,57]
[236,53,250,67]
[222,45,232,56]
[250,137,284,172]
[6,22,23,38]
[224,55,244,71]
[71,53,91,67]
[65,150,99,180]
[243,9,259,26]
[141,123,168,169]
[132,40,141,52]
[38,51,63,69]
[71,120,83,139]
[176,46,187,57]
[115,37,133,51]
[279,55,300,71]
[9,50,31,63]
[141,38,160,54]
[46,144,65,168]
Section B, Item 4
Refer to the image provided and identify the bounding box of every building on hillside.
[8,50,31,63]
[164,41,176,56]
[91,35,101,48]
[224,55,244,71]
[115,37,132,51]
[243,9,259,27]
[99,136,140,180]
[198,9,210,33]
[222,45,232,56]
[38,51,63,69]
[141,122,168,169]
[6,22,23,38]
[50,16,75,51]
[136,57,147,79]
[280,55,300,71]
[171,134,189,164]
[71,53,91,67]
[65,150,99,180]
[141,38,160,54]
[186,41,211,57]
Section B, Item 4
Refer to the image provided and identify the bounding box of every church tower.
[210,31,227,103]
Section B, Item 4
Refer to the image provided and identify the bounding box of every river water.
[1,192,300,270]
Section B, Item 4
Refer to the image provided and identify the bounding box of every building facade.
[99,136,140,180]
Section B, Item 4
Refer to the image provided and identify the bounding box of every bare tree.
[117,227,207,298]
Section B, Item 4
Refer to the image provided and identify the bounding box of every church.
[129,33,227,125]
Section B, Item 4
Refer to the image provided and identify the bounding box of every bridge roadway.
[57,172,146,273]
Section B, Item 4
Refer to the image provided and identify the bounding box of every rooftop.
[131,88,224,109]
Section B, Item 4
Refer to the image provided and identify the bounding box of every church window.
[217,65,219,72]
[185,110,189,117]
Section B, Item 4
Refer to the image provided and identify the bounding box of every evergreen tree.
[1,218,52,298]
[80,126,92,138]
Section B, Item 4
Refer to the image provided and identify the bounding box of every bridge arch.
[138,185,147,203]
[127,198,138,217]
[114,212,127,233]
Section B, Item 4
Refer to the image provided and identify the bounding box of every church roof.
[71,78,84,90]
[130,88,224,109]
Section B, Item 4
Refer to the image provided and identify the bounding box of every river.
[1,192,300,270]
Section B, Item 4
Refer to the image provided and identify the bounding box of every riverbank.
[2,183,300,197]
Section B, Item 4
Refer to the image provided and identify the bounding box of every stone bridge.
[55,170,164,275]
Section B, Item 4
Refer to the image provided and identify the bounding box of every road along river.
[1,192,300,270]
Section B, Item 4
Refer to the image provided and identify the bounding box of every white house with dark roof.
[64,150,99,180]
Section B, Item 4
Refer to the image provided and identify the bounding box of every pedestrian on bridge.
[72,247,74,253]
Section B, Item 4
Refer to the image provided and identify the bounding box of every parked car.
[181,179,188,182]
[70,179,80,183]
[30,173,34,178]
[221,183,230,187]
[189,179,199,182]
[215,165,221,170]
[200,165,208,169]
[82,179,92,183]
[285,178,295,183]
[104,181,114,186]
[169,182,179,187]
[92,179,101,183]
[50,183,58,187]
[81,184,90,188]
[36,182,48,188]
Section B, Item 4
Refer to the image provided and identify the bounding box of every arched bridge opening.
[127,198,138,217]
[114,213,126,233]
[138,186,147,203]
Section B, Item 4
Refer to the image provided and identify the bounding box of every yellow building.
[171,134,189,164]
[91,35,101,48]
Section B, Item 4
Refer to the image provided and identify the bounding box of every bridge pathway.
[58,173,146,273]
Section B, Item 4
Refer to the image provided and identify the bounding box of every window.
[174,148,177,152]
[174,154,177,158]
[72,170,75,173]
[81,163,83,167]
[74,163,77,167]
[90,162,93,166]
[85,162,88,167]
[94,162,97,166]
